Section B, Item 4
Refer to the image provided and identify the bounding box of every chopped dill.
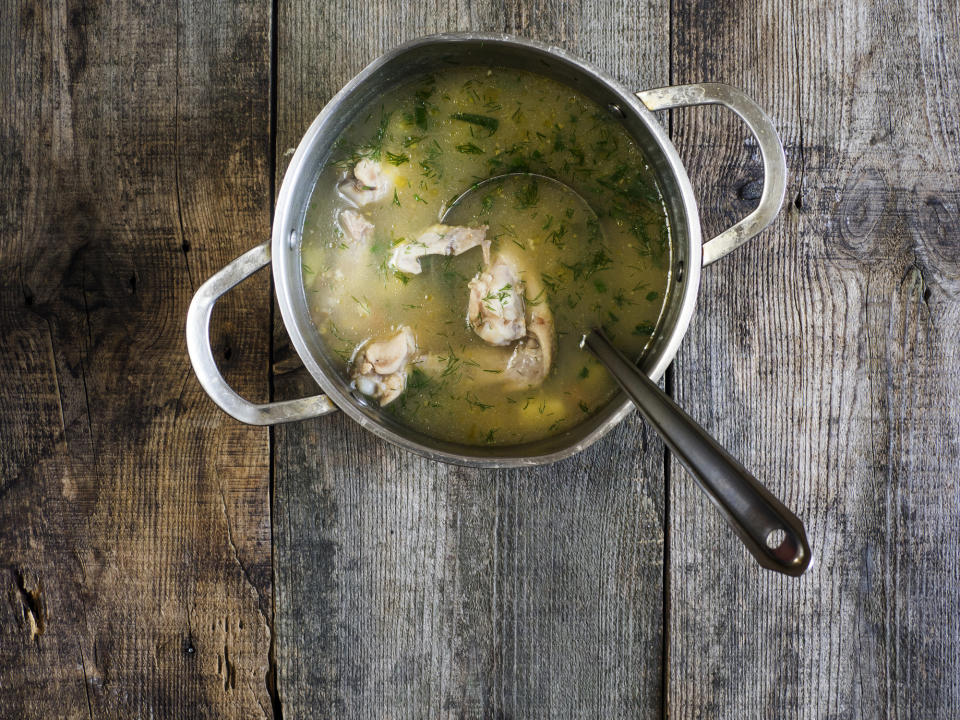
[540,272,561,294]
[457,142,485,155]
[482,284,514,311]
[302,263,314,274]
[419,140,443,179]
[402,135,424,148]
[350,295,371,315]
[578,366,590,379]
[413,194,427,204]
[480,194,495,214]
[450,112,499,135]
[561,247,612,281]
[545,223,567,248]
[385,151,409,166]
[483,427,498,443]
[578,401,590,413]
[613,289,636,308]
[465,392,493,411]
[633,322,656,336]
[513,179,539,210]
[394,270,411,285]
[392,189,401,207]
[593,279,607,293]
[646,291,659,302]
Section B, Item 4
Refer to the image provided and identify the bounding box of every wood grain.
[272,2,672,717]
[668,0,960,717]
[0,1,274,716]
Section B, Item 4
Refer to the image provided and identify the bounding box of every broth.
[301,67,671,446]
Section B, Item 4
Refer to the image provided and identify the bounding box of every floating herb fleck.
[457,142,485,155]
[451,112,499,135]
[385,151,409,166]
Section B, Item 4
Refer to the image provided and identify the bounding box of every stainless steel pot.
[186,33,787,468]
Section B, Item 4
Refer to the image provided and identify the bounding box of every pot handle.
[636,83,787,266]
[186,242,337,425]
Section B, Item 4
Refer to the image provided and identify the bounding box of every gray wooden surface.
[667,0,960,717]
[1,0,959,718]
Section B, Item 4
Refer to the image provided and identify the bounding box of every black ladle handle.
[585,329,811,576]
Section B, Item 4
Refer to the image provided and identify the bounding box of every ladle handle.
[585,330,810,576]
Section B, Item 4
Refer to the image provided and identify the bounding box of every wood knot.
[837,167,889,261]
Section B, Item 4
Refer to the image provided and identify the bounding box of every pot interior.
[274,34,700,466]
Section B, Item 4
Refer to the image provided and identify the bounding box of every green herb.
[548,417,566,432]
[302,263,314,274]
[465,392,493,411]
[392,189,401,207]
[607,310,620,324]
[451,112,499,135]
[545,223,567,248]
[402,135,424,148]
[404,368,429,395]
[394,270,411,285]
[540,272,561,294]
[565,207,575,219]
[385,151,409,166]
[483,427,498,443]
[578,400,590,413]
[578,366,590,379]
[482,368,503,374]
[633,322,656,336]
[541,214,554,230]
[414,194,427,204]
[456,142,485,155]
[482,284,514,311]
[510,238,527,250]
[419,140,443,180]
[612,289,635,308]
[480,194,495,214]
[350,295,371,315]
[414,86,434,131]
[646,291,659,302]
[513,180,539,210]
[369,109,391,161]
[524,288,545,306]
[594,279,607,293]
[562,248,612,281]
[401,303,422,310]
[511,104,523,122]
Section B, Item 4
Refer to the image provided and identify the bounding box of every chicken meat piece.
[467,254,526,346]
[338,158,393,206]
[339,209,374,244]
[503,262,555,388]
[351,327,417,406]
[390,224,490,275]
[504,309,555,388]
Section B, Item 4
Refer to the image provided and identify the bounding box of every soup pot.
[186,33,787,468]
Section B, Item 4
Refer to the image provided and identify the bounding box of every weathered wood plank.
[667,0,960,717]
[0,1,274,716]
[272,2,671,717]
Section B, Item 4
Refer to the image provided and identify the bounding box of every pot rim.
[272,32,702,467]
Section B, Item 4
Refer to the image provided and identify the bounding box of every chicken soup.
[301,67,671,445]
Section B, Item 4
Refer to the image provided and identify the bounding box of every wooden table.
[2,1,958,717]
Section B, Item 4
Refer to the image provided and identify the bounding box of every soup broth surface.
[301,67,672,446]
